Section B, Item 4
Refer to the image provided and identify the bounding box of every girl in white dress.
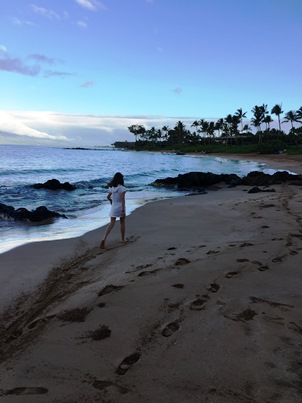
[100,172,127,248]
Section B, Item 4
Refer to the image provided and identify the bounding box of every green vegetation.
[126,104,302,155]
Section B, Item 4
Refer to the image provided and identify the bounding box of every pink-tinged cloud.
[0,54,40,76]
[80,80,95,88]
[171,87,183,95]
[75,0,106,11]
[44,70,74,78]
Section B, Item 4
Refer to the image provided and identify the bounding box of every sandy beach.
[0,155,302,402]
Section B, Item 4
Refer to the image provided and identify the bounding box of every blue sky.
[1,0,302,146]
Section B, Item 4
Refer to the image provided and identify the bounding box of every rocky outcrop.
[151,171,302,190]
[151,172,242,189]
[0,203,67,223]
[33,179,76,191]
[248,187,276,194]
[241,171,302,186]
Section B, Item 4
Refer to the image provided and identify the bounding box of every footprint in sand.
[92,380,129,395]
[206,283,220,293]
[85,325,111,341]
[271,256,285,262]
[206,250,219,255]
[58,308,90,323]
[171,283,184,289]
[258,265,270,271]
[225,271,239,279]
[231,308,258,322]
[190,298,207,311]
[3,387,48,396]
[162,321,180,337]
[116,352,141,375]
[175,257,191,266]
[98,284,124,297]
[138,269,160,277]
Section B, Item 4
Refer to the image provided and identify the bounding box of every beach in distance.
[0,153,302,402]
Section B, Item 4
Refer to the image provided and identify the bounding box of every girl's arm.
[107,191,112,204]
[121,192,126,215]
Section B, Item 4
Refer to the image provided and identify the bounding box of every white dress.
[109,185,126,217]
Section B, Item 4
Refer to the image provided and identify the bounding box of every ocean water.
[0,144,278,253]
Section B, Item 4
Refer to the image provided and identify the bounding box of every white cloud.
[77,20,88,28]
[0,45,7,53]
[0,111,200,146]
[0,111,68,142]
[75,0,106,11]
[31,5,61,20]
[12,17,34,26]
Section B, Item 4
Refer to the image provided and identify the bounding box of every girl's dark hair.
[108,172,124,187]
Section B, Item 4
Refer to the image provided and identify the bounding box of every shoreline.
[209,152,302,174]
[1,153,302,305]
[1,152,300,256]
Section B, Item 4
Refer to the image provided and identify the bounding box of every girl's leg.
[120,217,125,242]
[100,217,116,248]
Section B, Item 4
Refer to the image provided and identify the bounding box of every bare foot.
[100,240,105,249]
[121,238,129,243]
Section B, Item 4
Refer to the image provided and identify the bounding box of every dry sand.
[0,155,302,402]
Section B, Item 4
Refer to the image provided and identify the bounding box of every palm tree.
[214,118,224,137]
[263,115,273,130]
[260,104,269,118]
[199,119,209,144]
[207,121,215,143]
[296,106,302,122]
[173,121,186,144]
[161,125,170,142]
[235,108,247,132]
[251,105,264,143]
[191,120,200,135]
[242,124,251,133]
[283,110,299,130]
[128,124,145,141]
[271,104,283,132]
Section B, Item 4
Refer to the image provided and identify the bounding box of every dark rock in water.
[248,187,276,194]
[33,179,76,191]
[151,170,302,190]
[241,171,301,186]
[151,172,242,189]
[0,203,67,223]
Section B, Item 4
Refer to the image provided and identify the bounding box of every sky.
[1,0,302,146]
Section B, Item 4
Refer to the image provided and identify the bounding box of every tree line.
[128,104,302,147]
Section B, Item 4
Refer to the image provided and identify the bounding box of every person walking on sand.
[100,172,127,249]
